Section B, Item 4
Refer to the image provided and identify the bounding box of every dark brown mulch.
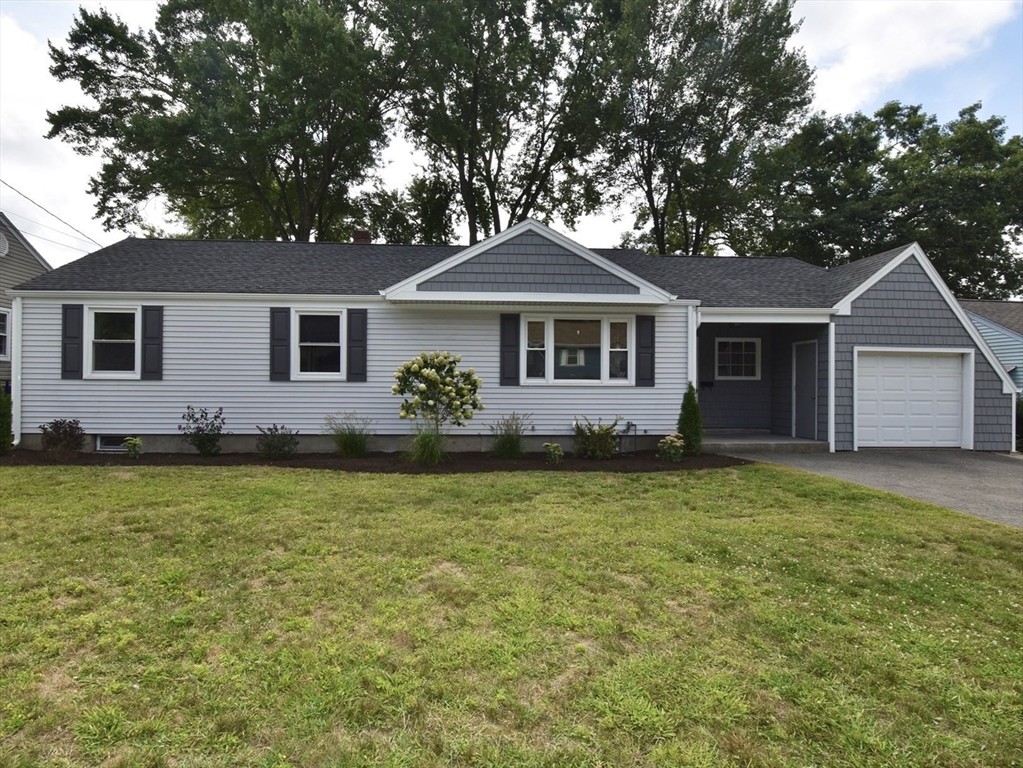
[0,449,749,474]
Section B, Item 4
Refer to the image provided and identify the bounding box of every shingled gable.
[382,219,674,305]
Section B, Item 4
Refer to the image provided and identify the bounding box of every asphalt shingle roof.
[13,236,916,309]
[959,299,1023,336]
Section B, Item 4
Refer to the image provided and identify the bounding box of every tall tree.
[394,0,608,244]
[47,0,396,241]
[607,0,812,256]
[734,102,1023,299]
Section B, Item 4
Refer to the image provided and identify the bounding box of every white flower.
[418,383,427,392]
[391,384,399,394]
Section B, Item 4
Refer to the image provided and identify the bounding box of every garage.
[855,350,970,448]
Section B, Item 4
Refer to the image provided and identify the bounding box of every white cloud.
[794,0,1020,115]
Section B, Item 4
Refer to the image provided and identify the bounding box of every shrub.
[122,436,143,459]
[406,424,446,466]
[489,412,531,459]
[573,416,620,460]
[178,406,227,457]
[542,442,564,465]
[324,412,372,458]
[40,418,85,456]
[657,433,686,462]
[0,390,12,456]
[677,382,703,456]
[256,424,299,459]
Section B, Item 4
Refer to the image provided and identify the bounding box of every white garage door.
[857,352,963,447]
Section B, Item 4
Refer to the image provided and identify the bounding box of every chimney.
[352,228,372,244]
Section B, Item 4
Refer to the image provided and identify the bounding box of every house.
[7,219,1017,452]
[1,212,52,392]
[959,299,1023,392]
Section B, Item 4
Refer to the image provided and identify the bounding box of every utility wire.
[3,209,99,247]
[8,229,91,252]
[0,178,103,247]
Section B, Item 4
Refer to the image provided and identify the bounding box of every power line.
[0,178,103,247]
[2,209,100,248]
[9,229,91,252]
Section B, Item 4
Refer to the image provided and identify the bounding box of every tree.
[354,174,460,245]
[606,0,812,256]
[394,0,608,244]
[734,102,1023,299]
[47,0,396,241]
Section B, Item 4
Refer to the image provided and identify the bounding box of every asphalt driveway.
[730,449,1023,529]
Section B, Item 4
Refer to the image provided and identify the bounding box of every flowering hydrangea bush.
[392,351,483,430]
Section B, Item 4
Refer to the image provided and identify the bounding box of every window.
[85,307,140,378]
[294,310,345,378]
[0,309,9,361]
[522,316,632,384]
[716,338,760,380]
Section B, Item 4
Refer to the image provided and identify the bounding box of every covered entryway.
[855,349,971,448]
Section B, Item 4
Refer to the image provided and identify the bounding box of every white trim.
[382,219,674,304]
[834,243,1016,396]
[84,305,142,380]
[1013,393,1018,453]
[11,290,385,303]
[290,308,346,381]
[385,291,669,306]
[852,346,975,451]
[687,305,698,389]
[519,313,635,386]
[0,307,9,362]
[0,212,53,271]
[828,321,835,453]
[714,337,761,381]
[699,307,834,324]
[12,297,22,447]
[791,340,818,439]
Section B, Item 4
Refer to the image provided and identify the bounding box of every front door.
[793,340,817,439]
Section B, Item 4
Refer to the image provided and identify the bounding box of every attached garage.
[855,348,973,449]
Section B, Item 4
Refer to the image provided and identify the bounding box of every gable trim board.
[0,212,53,272]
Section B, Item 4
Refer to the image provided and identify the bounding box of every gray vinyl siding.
[697,324,773,430]
[1,222,50,384]
[18,297,689,439]
[418,233,639,294]
[833,257,1013,451]
[968,313,1023,390]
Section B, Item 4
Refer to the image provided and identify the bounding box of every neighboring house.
[0,212,52,391]
[959,299,1023,392]
[7,219,1017,452]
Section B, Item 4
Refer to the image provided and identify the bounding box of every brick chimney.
[352,228,372,244]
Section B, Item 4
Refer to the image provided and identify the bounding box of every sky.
[1,0,1021,268]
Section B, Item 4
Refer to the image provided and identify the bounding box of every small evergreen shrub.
[657,433,686,462]
[573,416,620,460]
[122,436,143,459]
[542,442,564,465]
[489,412,531,459]
[256,424,299,459]
[324,412,372,458]
[677,382,703,456]
[406,424,446,466]
[40,418,85,456]
[0,391,12,456]
[178,406,227,457]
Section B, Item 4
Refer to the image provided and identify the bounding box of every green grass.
[1,464,1020,767]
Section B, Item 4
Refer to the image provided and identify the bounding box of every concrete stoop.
[703,433,829,454]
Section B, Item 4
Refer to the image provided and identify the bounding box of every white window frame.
[0,308,9,362]
[715,337,761,381]
[520,315,634,385]
[84,305,142,380]
[291,308,346,381]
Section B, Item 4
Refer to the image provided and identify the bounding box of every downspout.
[687,304,699,390]
[1013,391,1018,454]
[11,296,22,447]
[828,320,835,453]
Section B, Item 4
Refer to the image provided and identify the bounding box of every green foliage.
[178,406,227,457]
[542,442,564,465]
[122,436,143,459]
[406,424,446,466]
[0,391,12,456]
[657,433,686,462]
[255,424,299,460]
[39,418,85,456]
[392,351,483,430]
[677,383,703,456]
[573,416,620,460]
[324,412,372,458]
[489,412,531,459]
[734,102,1023,299]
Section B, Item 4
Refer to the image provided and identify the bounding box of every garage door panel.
[857,352,963,448]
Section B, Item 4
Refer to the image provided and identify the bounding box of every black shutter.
[61,304,83,380]
[347,309,367,382]
[500,313,520,386]
[140,306,163,380]
[636,315,655,387]
[269,308,290,381]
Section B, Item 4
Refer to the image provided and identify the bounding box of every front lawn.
[1,464,1020,767]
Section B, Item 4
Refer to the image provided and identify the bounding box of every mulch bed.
[0,449,749,474]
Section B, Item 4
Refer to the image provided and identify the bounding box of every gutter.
[11,297,21,447]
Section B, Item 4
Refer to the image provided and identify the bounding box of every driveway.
[729,449,1023,529]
